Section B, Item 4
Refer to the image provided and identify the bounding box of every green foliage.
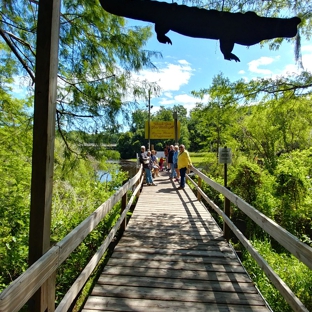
[273,150,312,238]
[242,239,312,312]
[229,160,262,205]
[51,140,128,304]
[0,94,32,290]
[55,205,121,304]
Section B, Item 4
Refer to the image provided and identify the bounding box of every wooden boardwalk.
[82,172,271,312]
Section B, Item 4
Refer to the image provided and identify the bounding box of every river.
[98,160,138,182]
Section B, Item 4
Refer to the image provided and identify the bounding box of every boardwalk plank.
[97,275,257,293]
[82,297,269,312]
[82,173,270,311]
[101,266,252,283]
[104,258,246,273]
[91,285,266,305]
[110,251,242,265]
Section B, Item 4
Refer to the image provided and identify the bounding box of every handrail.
[1,165,310,312]
[56,172,145,311]
[0,166,143,312]
[188,167,311,312]
[190,167,312,270]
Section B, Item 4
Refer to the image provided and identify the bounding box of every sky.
[8,7,312,127]
[127,17,312,116]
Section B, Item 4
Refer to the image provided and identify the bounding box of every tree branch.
[56,108,96,119]
[0,28,35,84]
[56,110,79,156]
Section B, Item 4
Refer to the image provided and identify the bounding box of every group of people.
[139,144,192,190]
[139,146,158,186]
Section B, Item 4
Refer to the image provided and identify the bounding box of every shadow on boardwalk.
[82,172,271,312]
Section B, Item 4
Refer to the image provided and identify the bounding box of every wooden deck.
[82,172,271,312]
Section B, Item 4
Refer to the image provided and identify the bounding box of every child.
[151,150,159,177]
[159,157,164,172]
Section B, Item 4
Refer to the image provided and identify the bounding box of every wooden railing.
[187,166,312,312]
[0,167,144,312]
[1,165,311,312]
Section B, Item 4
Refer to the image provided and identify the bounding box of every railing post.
[121,185,128,231]
[47,259,56,311]
[27,0,60,311]
[223,163,231,241]
[197,176,202,201]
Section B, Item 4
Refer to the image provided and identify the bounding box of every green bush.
[242,239,312,312]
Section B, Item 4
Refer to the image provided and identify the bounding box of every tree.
[0,0,161,147]
[191,73,240,153]
[130,109,149,133]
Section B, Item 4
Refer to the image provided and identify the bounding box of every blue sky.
[9,9,311,126]
[128,18,312,116]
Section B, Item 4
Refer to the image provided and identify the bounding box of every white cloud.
[163,92,174,98]
[158,97,175,105]
[281,63,300,75]
[246,43,312,79]
[248,56,275,75]
[301,44,312,52]
[270,43,312,78]
[178,59,190,65]
[134,59,194,92]
[157,92,210,115]
[302,51,312,72]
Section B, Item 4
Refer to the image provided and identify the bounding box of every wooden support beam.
[28,0,61,311]
[121,191,128,231]
[223,163,231,241]
[197,176,202,201]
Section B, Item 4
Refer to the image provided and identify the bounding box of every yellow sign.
[145,121,181,139]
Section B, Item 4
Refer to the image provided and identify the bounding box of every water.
[119,160,138,178]
[98,160,138,182]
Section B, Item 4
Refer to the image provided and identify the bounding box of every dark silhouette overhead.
[99,0,301,62]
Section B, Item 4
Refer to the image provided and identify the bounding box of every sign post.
[173,111,178,145]
[218,146,232,241]
[147,89,152,150]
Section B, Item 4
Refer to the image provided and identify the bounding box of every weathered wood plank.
[117,237,230,250]
[123,231,223,240]
[82,174,270,311]
[105,258,246,273]
[97,275,257,293]
[0,246,59,312]
[111,246,237,259]
[91,285,266,305]
[82,296,269,312]
[101,266,252,283]
[110,251,242,265]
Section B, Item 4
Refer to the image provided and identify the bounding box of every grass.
[128,152,212,166]
[189,152,210,166]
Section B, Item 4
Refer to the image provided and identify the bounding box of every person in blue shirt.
[172,145,180,182]
[139,146,156,186]
[168,145,176,180]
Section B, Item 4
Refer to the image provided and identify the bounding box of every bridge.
[0,166,311,312]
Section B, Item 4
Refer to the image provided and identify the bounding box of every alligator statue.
[99,0,301,62]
